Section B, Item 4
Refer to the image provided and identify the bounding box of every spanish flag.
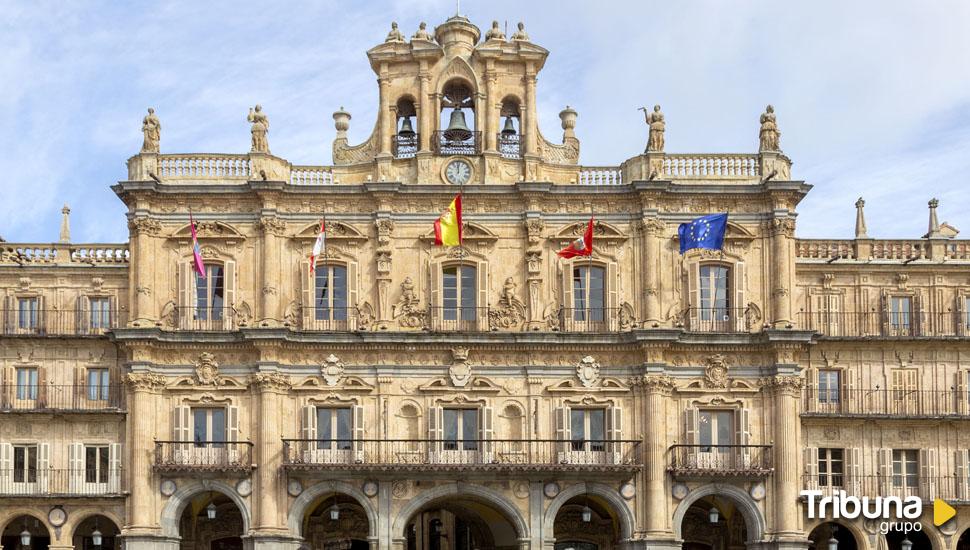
[434,194,462,247]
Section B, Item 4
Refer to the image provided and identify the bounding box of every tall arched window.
[572,265,605,322]
[698,264,730,331]
[195,264,225,322]
[314,264,348,324]
[442,264,477,326]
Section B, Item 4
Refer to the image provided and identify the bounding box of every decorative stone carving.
[537,131,580,164]
[576,355,601,388]
[375,218,395,245]
[259,216,287,236]
[128,217,162,236]
[392,276,426,328]
[618,302,636,331]
[485,20,506,41]
[362,480,379,497]
[287,479,303,497]
[703,354,729,388]
[489,278,526,330]
[235,478,252,497]
[160,479,177,496]
[333,131,376,165]
[251,372,291,391]
[195,353,220,385]
[642,104,665,152]
[759,104,781,152]
[543,481,560,498]
[744,302,763,330]
[247,104,270,153]
[235,301,253,327]
[283,300,300,327]
[357,301,375,330]
[141,108,160,153]
[619,482,636,500]
[391,480,409,498]
[449,346,472,387]
[671,483,689,500]
[125,372,166,391]
[385,21,405,43]
[526,251,542,274]
[510,21,530,42]
[771,217,796,238]
[411,22,433,42]
[322,354,345,387]
[525,218,545,245]
[759,375,804,396]
[91,277,105,291]
[18,276,31,291]
[640,374,676,395]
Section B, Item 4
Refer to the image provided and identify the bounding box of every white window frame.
[892,449,919,490]
[569,408,606,452]
[698,264,732,330]
[314,265,349,323]
[194,264,226,321]
[17,297,39,331]
[87,368,110,401]
[888,296,913,335]
[818,448,844,488]
[88,297,112,330]
[15,367,38,401]
[571,265,606,323]
[442,264,477,324]
[818,369,841,404]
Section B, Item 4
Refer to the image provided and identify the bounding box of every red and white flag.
[557,217,594,259]
[309,219,326,272]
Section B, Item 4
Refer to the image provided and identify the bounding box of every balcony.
[0,384,125,413]
[433,131,482,156]
[176,306,237,331]
[557,308,629,332]
[153,441,254,473]
[0,469,124,497]
[682,307,753,333]
[427,306,490,332]
[392,134,419,159]
[497,133,522,159]
[1,308,127,337]
[282,439,642,475]
[301,306,360,331]
[802,387,969,418]
[802,475,970,503]
[667,444,773,478]
[798,310,970,338]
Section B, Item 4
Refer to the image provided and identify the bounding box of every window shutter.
[955,450,969,500]
[880,294,890,336]
[803,447,818,490]
[2,295,12,334]
[76,295,90,335]
[108,294,118,328]
[477,260,489,331]
[555,405,571,462]
[178,262,191,329]
[37,442,50,493]
[36,295,46,335]
[919,448,937,500]
[562,263,574,318]
[0,443,12,487]
[481,405,494,463]
[828,294,842,336]
[353,405,365,463]
[847,448,862,495]
[913,293,923,336]
[958,296,968,337]
[734,407,752,467]
[606,261,619,312]
[686,259,699,329]
[805,366,818,409]
[843,368,856,414]
[300,261,312,329]
[173,405,191,441]
[878,448,892,495]
[733,261,746,331]
[1,366,12,408]
[227,405,240,442]
[348,260,359,330]
[684,407,698,445]
[69,443,84,493]
[607,405,623,465]
[429,263,441,328]
[37,366,48,407]
[73,368,85,410]
[428,406,443,460]
[301,405,317,441]
[223,260,236,329]
[108,443,122,493]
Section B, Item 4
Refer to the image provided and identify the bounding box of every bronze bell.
[398,116,415,138]
[443,108,472,141]
[501,115,517,136]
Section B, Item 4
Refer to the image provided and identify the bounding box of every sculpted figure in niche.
[412,22,433,41]
[248,105,270,153]
[141,108,160,153]
[759,104,781,152]
[485,20,505,41]
[640,104,665,152]
[385,21,405,43]
[510,22,530,41]
[393,276,420,316]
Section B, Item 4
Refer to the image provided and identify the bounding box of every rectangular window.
[818,448,844,488]
[84,445,110,484]
[443,408,479,451]
[17,297,39,330]
[699,265,731,329]
[16,367,38,400]
[889,296,912,334]
[892,449,919,489]
[572,266,605,322]
[891,369,918,399]
[13,445,37,483]
[89,297,111,329]
[192,408,226,447]
[87,369,110,401]
[570,408,606,452]
[818,370,841,404]
[698,410,733,452]
[316,407,353,450]
[442,265,476,322]
[314,265,348,321]
[195,265,225,321]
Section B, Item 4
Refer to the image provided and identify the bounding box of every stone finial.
[927,198,942,238]
[59,204,71,243]
[141,107,160,153]
[641,104,665,153]
[759,104,781,152]
[559,106,577,139]
[485,20,506,41]
[333,107,351,138]
[385,21,405,43]
[854,197,868,239]
[510,21,530,41]
[412,22,433,42]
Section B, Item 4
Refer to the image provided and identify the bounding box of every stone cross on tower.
[59,203,71,243]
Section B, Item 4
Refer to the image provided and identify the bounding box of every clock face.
[445,159,472,185]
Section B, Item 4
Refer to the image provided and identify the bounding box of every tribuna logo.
[802,490,922,520]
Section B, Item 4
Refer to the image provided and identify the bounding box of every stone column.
[378,75,392,156]
[128,216,161,326]
[252,372,291,534]
[642,219,664,327]
[770,217,795,328]
[523,69,538,155]
[641,375,675,536]
[418,69,432,152]
[124,373,166,532]
[484,70,498,152]
[258,216,284,326]
[767,374,804,542]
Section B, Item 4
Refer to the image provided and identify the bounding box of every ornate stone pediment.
[295,375,375,393]
[294,220,367,242]
[549,220,628,245]
[419,376,501,393]
[420,221,499,246]
[170,221,245,241]
[576,355,601,387]
[449,346,472,387]
[547,376,629,393]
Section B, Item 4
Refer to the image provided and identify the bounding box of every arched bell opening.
[552,495,623,550]
[177,491,246,550]
[1,514,51,550]
[437,80,478,155]
[301,492,371,550]
[394,97,419,159]
[497,98,522,159]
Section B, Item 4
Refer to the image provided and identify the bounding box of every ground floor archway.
[958,527,970,550]
[807,522,858,550]
[299,491,371,550]
[552,494,625,550]
[397,485,526,550]
[1,514,51,550]
[884,526,932,550]
[72,514,121,549]
[672,484,765,549]
[177,491,247,550]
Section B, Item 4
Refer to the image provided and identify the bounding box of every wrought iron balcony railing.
[497,133,522,159]
[153,441,254,472]
[0,384,125,412]
[392,134,419,159]
[667,444,773,477]
[556,308,629,333]
[682,307,755,333]
[427,306,491,332]
[0,468,124,497]
[1,308,127,336]
[802,474,970,503]
[301,306,360,331]
[797,310,970,338]
[433,131,482,156]
[282,439,642,473]
[175,306,237,331]
[802,387,970,418]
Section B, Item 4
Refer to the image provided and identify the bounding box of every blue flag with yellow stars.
[678,213,728,254]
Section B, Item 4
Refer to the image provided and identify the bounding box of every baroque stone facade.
[1,15,969,550]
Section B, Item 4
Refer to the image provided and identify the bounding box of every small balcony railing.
[392,134,419,159]
[683,307,753,333]
[667,444,773,477]
[557,308,626,333]
[1,308,127,336]
[0,468,125,497]
[802,474,970,503]
[153,441,254,472]
[797,310,970,338]
[282,439,642,473]
[802,387,970,418]
[497,133,522,159]
[302,306,360,331]
[428,306,490,332]
[434,131,482,156]
[176,306,236,331]
[0,384,125,412]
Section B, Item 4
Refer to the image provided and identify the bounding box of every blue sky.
[1,0,968,243]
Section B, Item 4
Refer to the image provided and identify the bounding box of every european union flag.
[678,213,728,254]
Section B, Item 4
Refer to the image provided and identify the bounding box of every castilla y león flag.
[558,217,594,258]
[189,212,206,278]
[434,194,462,247]
[309,219,326,272]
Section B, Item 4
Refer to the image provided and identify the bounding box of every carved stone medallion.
[322,354,344,387]
[703,354,728,388]
[195,352,220,385]
[449,346,472,387]
[576,355,601,388]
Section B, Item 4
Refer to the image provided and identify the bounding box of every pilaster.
[124,372,168,533]
[258,214,285,326]
[638,373,675,536]
[761,373,804,540]
[770,217,795,328]
[251,372,292,534]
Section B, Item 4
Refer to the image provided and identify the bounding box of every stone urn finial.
[559,106,578,139]
[333,107,351,138]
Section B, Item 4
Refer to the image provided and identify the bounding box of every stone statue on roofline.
[485,20,505,41]
[640,104,665,153]
[386,21,405,43]
[759,104,781,152]
[248,104,269,153]
[510,22,530,41]
[412,22,433,42]
[141,108,160,153]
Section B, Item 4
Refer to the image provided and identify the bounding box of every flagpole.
[588,204,594,329]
